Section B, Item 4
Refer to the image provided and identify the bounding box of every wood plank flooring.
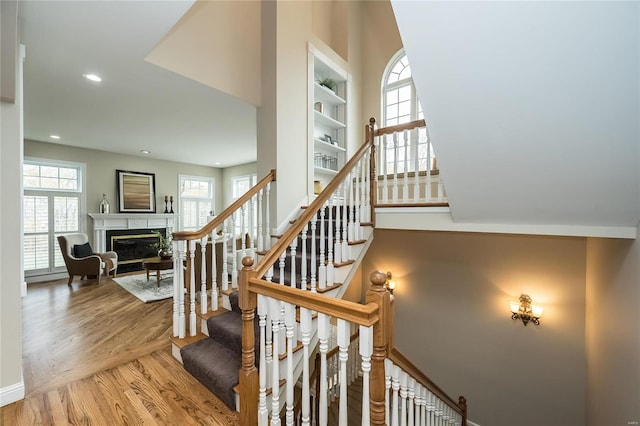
[1,274,238,425]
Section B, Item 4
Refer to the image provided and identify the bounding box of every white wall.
[586,227,640,425]
[0,1,24,404]
[363,229,587,426]
[392,1,640,231]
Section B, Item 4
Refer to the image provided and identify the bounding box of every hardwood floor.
[1,275,238,425]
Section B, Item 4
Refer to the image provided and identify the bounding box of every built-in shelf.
[314,166,339,176]
[314,83,346,106]
[314,138,346,153]
[314,110,346,129]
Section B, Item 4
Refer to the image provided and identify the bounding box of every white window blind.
[178,175,215,231]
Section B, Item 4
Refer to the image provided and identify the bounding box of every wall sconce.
[510,294,543,326]
[386,272,396,294]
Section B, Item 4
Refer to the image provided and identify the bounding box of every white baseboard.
[0,379,25,407]
[467,420,482,426]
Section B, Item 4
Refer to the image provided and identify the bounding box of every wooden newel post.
[459,396,468,426]
[367,270,391,425]
[368,117,377,227]
[238,256,258,425]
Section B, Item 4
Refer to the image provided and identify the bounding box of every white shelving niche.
[309,44,348,194]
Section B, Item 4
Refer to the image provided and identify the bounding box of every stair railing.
[171,170,276,338]
[373,118,448,206]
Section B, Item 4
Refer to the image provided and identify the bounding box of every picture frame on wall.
[116,170,156,213]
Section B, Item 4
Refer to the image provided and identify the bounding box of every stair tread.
[197,307,231,321]
[306,282,343,293]
[170,332,208,349]
[181,338,242,410]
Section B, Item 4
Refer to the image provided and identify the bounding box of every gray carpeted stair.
[180,206,341,411]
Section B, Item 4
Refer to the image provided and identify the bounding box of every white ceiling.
[19,0,257,168]
[392,1,640,231]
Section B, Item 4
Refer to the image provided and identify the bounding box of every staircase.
[170,118,468,426]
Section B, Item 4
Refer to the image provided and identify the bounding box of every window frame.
[23,157,87,277]
[177,174,215,232]
[231,174,258,200]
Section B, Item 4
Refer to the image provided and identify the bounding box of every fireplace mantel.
[88,213,176,252]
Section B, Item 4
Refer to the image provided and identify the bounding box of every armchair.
[57,233,118,285]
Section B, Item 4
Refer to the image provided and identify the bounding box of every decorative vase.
[158,248,173,260]
[99,194,110,213]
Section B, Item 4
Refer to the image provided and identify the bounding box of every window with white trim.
[178,175,215,231]
[23,159,86,275]
[231,174,257,235]
[382,50,433,174]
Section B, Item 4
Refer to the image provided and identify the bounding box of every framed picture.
[116,170,156,213]
[324,134,333,144]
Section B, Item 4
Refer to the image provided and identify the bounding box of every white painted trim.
[376,208,637,239]
[274,196,308,235]
[467,420,481,426]
[21,280,27,297]
[0,379,25,407]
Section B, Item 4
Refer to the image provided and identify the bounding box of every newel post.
[368,117,377,227]
[459,395,468,426]
[238,256,258,425]
[367,270,391,425]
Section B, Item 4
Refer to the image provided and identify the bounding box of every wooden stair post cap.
[242,256,254,268]
[370,271,387,287]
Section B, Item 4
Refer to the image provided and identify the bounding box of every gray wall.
[24,140,223,237]
[586,225,640,426]
[363,229,587,426]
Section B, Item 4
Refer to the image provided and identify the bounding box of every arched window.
[381,50,432,173]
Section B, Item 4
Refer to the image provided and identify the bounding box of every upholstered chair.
[57,233,118,285]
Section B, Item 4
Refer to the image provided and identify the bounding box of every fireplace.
[88,213,176,273]
[106,229,166,273]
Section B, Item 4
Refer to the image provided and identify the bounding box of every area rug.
[113,272,174,303]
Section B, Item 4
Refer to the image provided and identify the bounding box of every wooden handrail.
[248,277,378,326]
[373,118,426,137]
[172,170,276,241]
[254,139,373,277]
[389,347,465,416]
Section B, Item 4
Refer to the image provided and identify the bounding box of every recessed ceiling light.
[215,162,221,166]
[141,150,151,154]
[83,73,102,83]
[49,134,61,140]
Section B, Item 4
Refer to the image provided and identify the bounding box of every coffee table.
[142,257,173,287]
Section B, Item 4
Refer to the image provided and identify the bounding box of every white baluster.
[349,171,356,242]
[289,239,297,290]
[172,239,180,337]
[334,185,342,264]
[392,132,399,203]
[318,313,330,426]
[360,325,373,426]
[200,235,208,315]
[337,319,349,426]
[231,212,238,289]
[189,240,196,336]
[415,383,422,426]
[300,308,312,426]
[426,390,434,426]
[265,182,271,250]
[385,358,392,426]
[257,188,264,252]
[210,230,218,311]
[400,370,408,426]
[364,149,371,222]
[221,219,229,294]
[354,163,361,241]
[408,377,416,426]
[178,241,186,338]
[382,135,389,203]
[310,215,317,294]
[413,128,420,203]
[250,195,256,253]
[318,206,326,290]
[341,177,349,261]
[403,129,409,203]
[301,225,308,291]
[279,251,286,285]
[285,302,295,425]
[391,364,400,426]
[269,298,281,426]
[258,295,268,426]
[361,152,368,222]
[327,197,334,287]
